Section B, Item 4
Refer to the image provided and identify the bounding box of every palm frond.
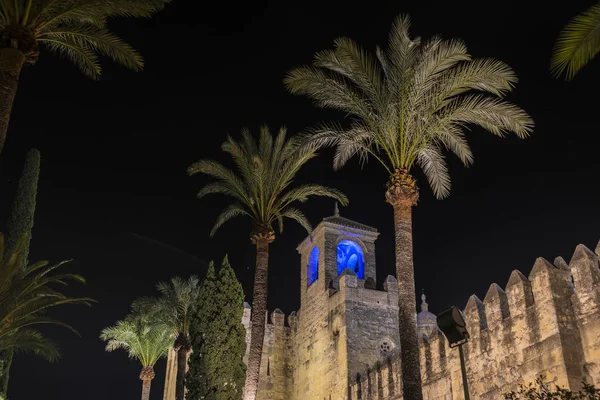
[39,24,143,73]
[279,207,312,234]
[101,315,172,367]
[314,37,384,107]
[0,329,60,362]
[152,276,200,337]
[551,1,600,79]
[190,126,349,238]
[416,145,451,199]
[34,0,172,30]
[285,14,533,198]
[440,94,533,139]
[0,233,92,360]
[37,36,101,78]
[0,0,171,78]
[210,203,249,237]
[187,160,251,209]
[283,66,375,119]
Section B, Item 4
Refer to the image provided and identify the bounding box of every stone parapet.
[347,239,600,400]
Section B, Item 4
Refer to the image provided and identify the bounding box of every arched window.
[337,240,364,279]
[307,246,319,286]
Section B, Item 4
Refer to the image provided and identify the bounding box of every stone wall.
[347,241,600,400]
[163,213,600,400]
[343,273,400,386]
[242,307,292,400]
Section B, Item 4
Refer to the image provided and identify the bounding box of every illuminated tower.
[292,205,399,399]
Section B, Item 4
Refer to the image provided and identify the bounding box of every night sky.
[0,0,599,399]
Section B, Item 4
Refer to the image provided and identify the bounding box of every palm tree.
[551,2,600,80]
[133,276,200,400]
[187,126,348,400]
[101,315,173,400]
[0,0,171,154]
[284,14,533,400]
[0,232,92,362]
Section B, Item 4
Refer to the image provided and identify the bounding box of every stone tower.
[292,207,400,399]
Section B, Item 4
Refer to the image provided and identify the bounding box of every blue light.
[337,240,364,279]
[307,247,319,286]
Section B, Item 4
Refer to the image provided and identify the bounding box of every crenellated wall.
[347,240,600,400]
[241,306,293,400]
[163,215,600,400]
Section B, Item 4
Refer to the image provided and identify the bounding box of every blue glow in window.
[307,247,319,286]
[337,240,364,279]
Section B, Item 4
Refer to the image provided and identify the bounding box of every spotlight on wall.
[437,306,471,400]
[437,306,469,346]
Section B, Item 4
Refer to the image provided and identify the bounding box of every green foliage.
[100,306,173,368]
[6,148,40,270]
[285,14,533,199]
[0,232,93,362]
[186,255,247,400]
[188,126,348,237]
[551,2,600,80]
[504,377,600,399]
[1,148,40,394]
[132,275,200,347]
[0,0,172,78]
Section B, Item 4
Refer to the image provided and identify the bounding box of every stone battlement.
[162,209,600,400]
[348,240,600,399]
[242,269,400,400]
[329,269,399,307]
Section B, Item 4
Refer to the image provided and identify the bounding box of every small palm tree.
[551,1,600,80]
[188,126,348,400]
[0,0,171,153]
[285,14,533,400]
[101,315,173,400]
[133,276,200,400]
[0,232,92,361]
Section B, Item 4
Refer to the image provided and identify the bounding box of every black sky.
[0,0,599,399]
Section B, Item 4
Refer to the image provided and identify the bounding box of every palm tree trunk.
[141,378,152,400]
[175,343,189,400]
[392,200,422,400]
[386,169,422,400]
[0,48,25,154]
[139,366,155,400]
[244,233,272,400]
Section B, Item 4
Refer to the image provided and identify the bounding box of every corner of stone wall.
[569,244,600,316]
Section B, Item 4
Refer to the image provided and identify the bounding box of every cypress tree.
[0,148,41,395]
[186,255,246,400]
[6,148,40,266]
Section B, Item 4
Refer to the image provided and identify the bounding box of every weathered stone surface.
[163,218,600,400]
[554,256,570,271]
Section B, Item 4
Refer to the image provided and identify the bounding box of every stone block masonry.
[347,241,600,400]
[163,210,600,400]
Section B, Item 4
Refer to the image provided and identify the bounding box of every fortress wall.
[347,240,600,400]
[342,272,400,385]
[289,227,350,400]
[242,307,293,400]
[572,244,600,386]
[165,239,600,400]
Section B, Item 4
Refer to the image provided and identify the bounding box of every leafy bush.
[504,377,600,399]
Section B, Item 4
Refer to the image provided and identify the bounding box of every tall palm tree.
[0,232,92,362]
[133,276,199,400]
[284,14,533,400]
[0,0,171,154]
[187,126,348,400]
[101,315,173,400]
[551,1,600,80]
